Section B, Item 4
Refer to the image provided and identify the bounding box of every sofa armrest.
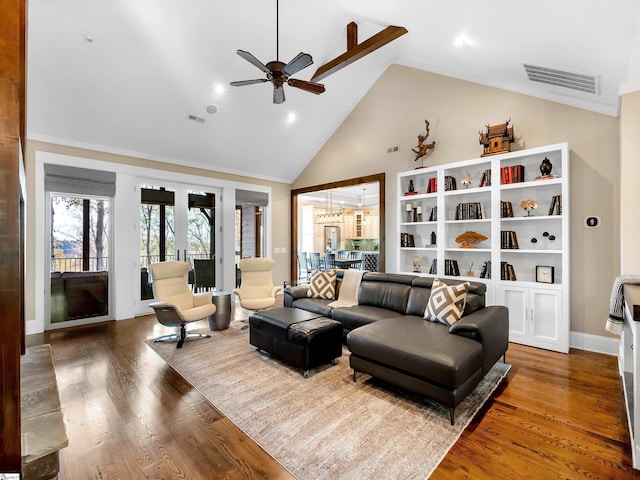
[449,305,509,374]
[283,285,310,307]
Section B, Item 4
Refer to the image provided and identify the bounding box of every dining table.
[334,257,363,269]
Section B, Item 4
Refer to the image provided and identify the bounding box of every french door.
[137,181,221,314]
[47,193,112,328]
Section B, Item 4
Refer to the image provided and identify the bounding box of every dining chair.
[323,252,337,270]
[308,252,322,271]
[193,258,215,292]
[297,251,309,281]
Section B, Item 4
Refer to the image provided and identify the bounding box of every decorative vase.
[540,157,553,176]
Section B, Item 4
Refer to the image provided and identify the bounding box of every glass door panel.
[188,190,216,292]
[50,194,110,324]
[140,186,176,302]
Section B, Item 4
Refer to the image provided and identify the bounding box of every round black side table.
[209,291,231,331]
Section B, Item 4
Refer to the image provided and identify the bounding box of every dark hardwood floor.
[26,302,638,479]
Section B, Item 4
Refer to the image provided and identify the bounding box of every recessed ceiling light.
[454,34,473,48]
[206,105,218,115]
[214,84,225,95]
[286,112,297,125]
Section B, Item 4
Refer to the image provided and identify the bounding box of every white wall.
[620,91,640,274]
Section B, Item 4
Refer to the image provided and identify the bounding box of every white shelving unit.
[397,143,570,353]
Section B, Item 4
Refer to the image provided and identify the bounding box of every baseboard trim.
[570,331,619,356]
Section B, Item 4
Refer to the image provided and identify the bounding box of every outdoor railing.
[140,253,211,271]
[52,253,213,273]
[51,256,109,273]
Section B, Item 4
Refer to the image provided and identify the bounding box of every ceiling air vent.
[187,114,205,123]
[523,63,600,95]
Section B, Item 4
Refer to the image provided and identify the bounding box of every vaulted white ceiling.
[27,0,640,183]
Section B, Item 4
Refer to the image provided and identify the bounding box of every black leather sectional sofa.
[284,271,509,424]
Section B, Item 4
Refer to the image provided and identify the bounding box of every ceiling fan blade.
[236,50,271,74]
[287,78,325,95]
[282,52,313,76]
[230,79,269,87]
[273,85,285,104]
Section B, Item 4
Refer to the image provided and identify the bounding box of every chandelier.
[315,191,344,224]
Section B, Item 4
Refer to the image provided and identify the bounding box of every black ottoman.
[249,307,342,377]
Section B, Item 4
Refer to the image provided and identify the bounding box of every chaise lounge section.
[284,272,509,423]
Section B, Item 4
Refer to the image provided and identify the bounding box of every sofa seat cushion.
[347,317,483,388]
[331,305,404,332]
[290,297,334,317]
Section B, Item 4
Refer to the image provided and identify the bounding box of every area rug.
[147,320,510,480]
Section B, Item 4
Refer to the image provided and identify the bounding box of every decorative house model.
[479,119,515,157]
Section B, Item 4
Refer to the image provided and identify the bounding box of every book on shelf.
[500,165,525,184]
[548,194,562,215]
[479,260,492,279]
[400,233,416,248]
[455,202,486,220]
[429,259,437,275]
[426,177,437,193]
[444,175,457,191]
[404,191,418,196]
[479,169,492,187]
[428,206,437,222]
[444,259,460,276]
[500,201,514,218]
[500,230,519,249]
[501,261,517,281]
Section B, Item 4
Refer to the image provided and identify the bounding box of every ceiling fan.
[229,0,325,104]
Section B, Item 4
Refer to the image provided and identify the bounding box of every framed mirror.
[291,173,385,281]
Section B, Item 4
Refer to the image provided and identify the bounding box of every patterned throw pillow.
[424,278,470,326]
[307,269,336,299]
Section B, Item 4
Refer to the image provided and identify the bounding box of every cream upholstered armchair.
[234,258,281,327]
[149,261,215,348]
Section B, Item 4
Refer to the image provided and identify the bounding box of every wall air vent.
[523,63,600,95]
[187,114,206,123]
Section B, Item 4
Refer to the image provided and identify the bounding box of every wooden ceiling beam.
[310,23,408,83]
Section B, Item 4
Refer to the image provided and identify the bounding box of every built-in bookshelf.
[397,143,570,352]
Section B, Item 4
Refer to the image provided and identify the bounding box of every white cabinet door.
[354,211,364,237]
[364,214,379,239]
[499,285,528,342]
[530,288,563,350]
[343,215,354,239]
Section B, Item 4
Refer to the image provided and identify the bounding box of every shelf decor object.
[534,157,556,181]
[460,172,473,188]
[455,231,488,248]
[479,118,515,156]
[535,265,555,283]
[397,142,569,353]
[412,256,422,272]
[520,199,538,216]
[411,119,436,168]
